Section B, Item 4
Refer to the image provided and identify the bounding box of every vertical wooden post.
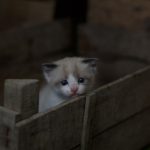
[0,107,19,150]
[81,94,96,150]
[4,79,39,120]
[0,79,39,150]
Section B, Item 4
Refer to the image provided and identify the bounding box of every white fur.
[39,57,97,112]
[39,74,86,112]
[59,74,86,97]
[61,74,77,96]
[39,85,66,112]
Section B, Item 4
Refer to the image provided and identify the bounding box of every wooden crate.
[0,66,150,150]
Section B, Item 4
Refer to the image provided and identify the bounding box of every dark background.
[0,0,150,103]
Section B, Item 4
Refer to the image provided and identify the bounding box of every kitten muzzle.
[70,86,78,96]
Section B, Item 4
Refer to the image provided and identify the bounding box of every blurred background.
[0,0,150,104]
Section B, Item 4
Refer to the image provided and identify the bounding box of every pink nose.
[71,86,78,94]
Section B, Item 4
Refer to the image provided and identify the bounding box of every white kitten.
[39,57,98,112]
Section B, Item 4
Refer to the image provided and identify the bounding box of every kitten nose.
[71,86,78,94]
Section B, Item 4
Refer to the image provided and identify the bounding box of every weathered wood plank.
[0,125,18,150]
[0,107,19,150]
[81,66,150,149]
[81,96,96,150]
[91,108,150,150]
[0,107,20,126]
[16,97,85,150]
[4,79,39,120]
[91,66,150,135]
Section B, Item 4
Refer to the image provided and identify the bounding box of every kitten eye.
[61,80,68,86]
[78,77,85,83]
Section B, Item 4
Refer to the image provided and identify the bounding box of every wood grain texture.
[4,79,39,120]
[1,66,150,150]
[0,107,20,126]
[91,108,150,150]
[81,66,150,149]
[16,97,85,150]
[81,96,96,150]
[91,66,150,135]
[0,107,19,150]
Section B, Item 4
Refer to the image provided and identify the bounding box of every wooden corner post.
[4,79,39,120]
[0,79,39,150]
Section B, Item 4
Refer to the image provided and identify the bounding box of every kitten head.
[42,57,98,98]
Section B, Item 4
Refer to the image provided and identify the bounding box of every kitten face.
[42,57,98,99]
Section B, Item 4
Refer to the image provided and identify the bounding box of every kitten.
[39,57,98,112]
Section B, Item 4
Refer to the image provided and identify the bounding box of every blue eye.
[61,80,68,86]
[78,77,85,83]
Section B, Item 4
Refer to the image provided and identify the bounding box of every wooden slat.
[91,108,150,150]
[81,66,150,149]
[0,125,18,150]
[16,97,85,150]
[0,107,19,150]
[81,96,96,150]
[4,79,39,120]
[0,107,20,126]
[92,66,150,135]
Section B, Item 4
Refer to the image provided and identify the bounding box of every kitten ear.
[82,58,98,74]
[42,63,57,72]
[82,58,98,66]
[42,63,58,82]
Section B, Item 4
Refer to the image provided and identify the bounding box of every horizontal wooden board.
[16,97,85,150]
[90,66,150,136]
[81,66,150,149]
[91,108,150,150]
